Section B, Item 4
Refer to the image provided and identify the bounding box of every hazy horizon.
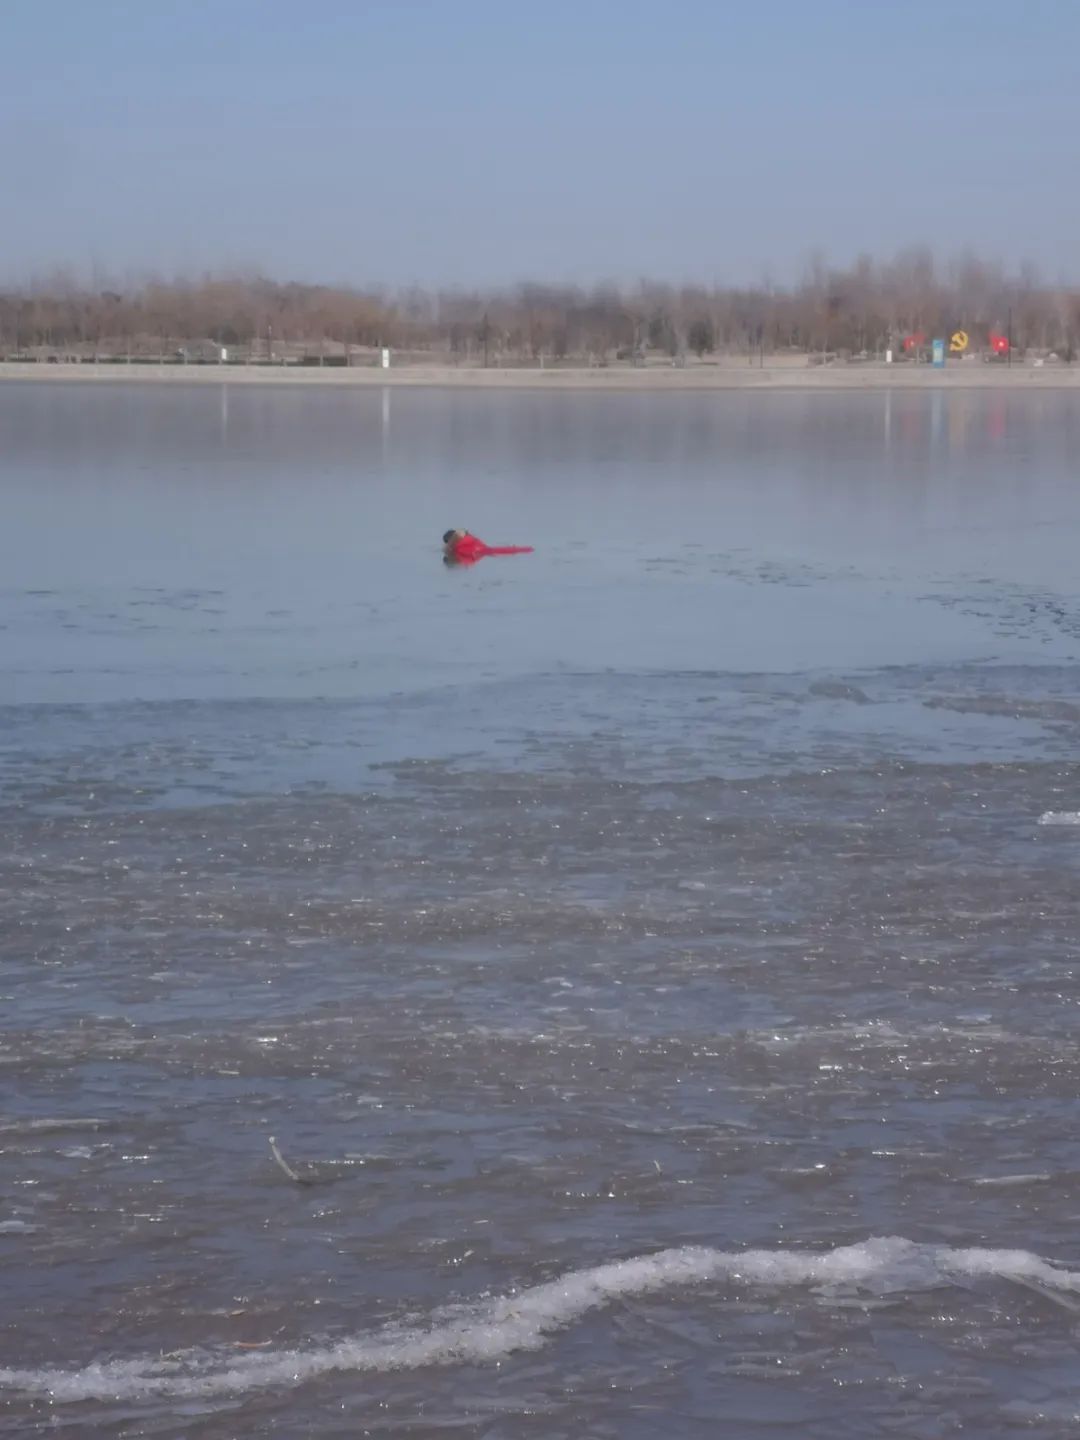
[3,0,1078,289]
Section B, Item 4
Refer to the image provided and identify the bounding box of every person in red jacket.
[442,529,534,564]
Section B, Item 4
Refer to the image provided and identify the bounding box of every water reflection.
[2,384,1079,705]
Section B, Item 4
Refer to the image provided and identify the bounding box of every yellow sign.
[950,330,969,353]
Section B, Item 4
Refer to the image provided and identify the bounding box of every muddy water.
[2,383,1080,1437]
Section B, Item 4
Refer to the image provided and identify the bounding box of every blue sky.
[2,0,1076,287]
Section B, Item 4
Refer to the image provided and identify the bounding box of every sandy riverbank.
[2,360,1078,391]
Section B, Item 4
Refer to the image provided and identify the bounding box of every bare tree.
[3,252,1077,364]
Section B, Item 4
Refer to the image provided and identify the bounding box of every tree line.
[2,250,1077,363]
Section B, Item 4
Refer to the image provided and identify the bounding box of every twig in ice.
[268,1135,311,1186]
[1009,1274,1080,1314]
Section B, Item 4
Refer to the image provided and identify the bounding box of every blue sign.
[932,338,946,368]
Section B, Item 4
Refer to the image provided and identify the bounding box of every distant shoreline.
[2,360,1078,391]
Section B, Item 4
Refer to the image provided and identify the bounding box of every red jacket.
[449,533,533,562]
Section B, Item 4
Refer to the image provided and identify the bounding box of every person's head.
[442,528,467,549]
